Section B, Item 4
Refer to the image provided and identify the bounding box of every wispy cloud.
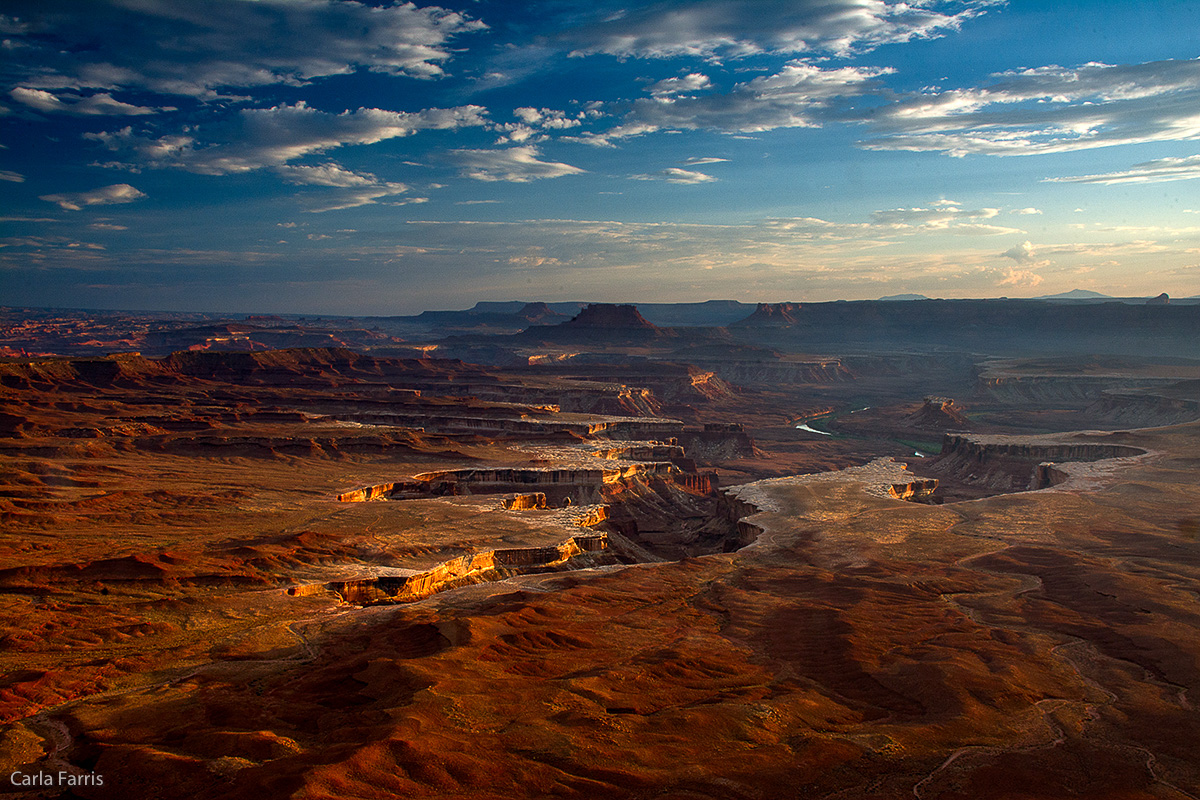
[1045,154,1200,185]
[10,87,165,116]
[88,103,487,175]
[274,162,415,212]
[39,183,146,211]
[870,202,1019,234]
[630,168,717,184]
[0,170,24,182]
[863,57,1200,156]
[451,146,585,182]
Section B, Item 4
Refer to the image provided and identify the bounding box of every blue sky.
[2,0,1199,314]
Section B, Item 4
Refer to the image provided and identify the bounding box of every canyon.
[1,300,1199,799]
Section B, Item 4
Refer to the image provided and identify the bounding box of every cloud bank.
[5,0,486,100]
[559,0,997,60]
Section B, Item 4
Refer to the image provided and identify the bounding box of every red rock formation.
[730,302,801,327]
[563,303,658,329]
[906,396,970,429]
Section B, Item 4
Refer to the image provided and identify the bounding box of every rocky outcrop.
[905,396,969,429]
[563,304,658,329]
[339,462,686,506]
[501,492,548,510]
[336,483,401,502]
[592,443,687,462]
[887,479,940,502]
[716,490,768,549]
[519,304,668,344]
[730,303,800,327]
[292,533,610,605]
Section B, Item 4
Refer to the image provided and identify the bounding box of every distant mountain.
[878,293,930,301]
[1035,289,1113,300]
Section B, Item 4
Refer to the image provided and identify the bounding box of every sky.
[2,0,1199,315]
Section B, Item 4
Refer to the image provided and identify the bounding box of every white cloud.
[1045,155,1200,185]
[1012,207,1042,215]
[559,0,997,60]
[88,103,487,175]
[311,190,428,213]
[0,169,24,182]
[514,108,544,125]
[684,157,729,165]
[648,73,713,98]
[630,168,717,184]
[88,222,127,230]
[1001,240,1037,264]
[11,87,164,115]
[275,163,397,189]
[451,146,585,182]
[494,108,581,144]
[5,0,486,98]
[863,57,1200,156]
[585,61,891,142]
[39,183,146,211]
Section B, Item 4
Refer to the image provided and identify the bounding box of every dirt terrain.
[2,310,1199,799]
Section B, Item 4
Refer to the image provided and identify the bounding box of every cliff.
[925,433,1147,493]
[338,461,691,506]
[293,533,610,605]
[1085,386,1200,427]
[725,299,1200,358]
